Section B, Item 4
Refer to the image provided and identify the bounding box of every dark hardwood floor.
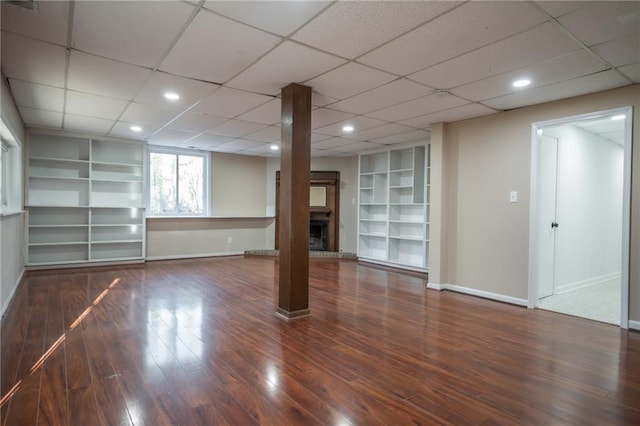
[2,256,639,425]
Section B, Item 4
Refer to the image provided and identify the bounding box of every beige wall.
[210,152,267,216]
[441,84,639,322]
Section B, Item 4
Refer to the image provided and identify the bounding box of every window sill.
[146,215,275,220]
[0,210,25,218]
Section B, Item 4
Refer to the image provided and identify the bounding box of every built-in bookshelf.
[26,132,145,267]
[358,144,429,270]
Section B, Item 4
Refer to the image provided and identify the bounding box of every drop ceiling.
[1,1,638,157]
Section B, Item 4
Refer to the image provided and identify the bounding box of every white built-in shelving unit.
[358,144,429,270]
[26,132,145,267]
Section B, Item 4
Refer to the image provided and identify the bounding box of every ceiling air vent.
[7,0,38,12]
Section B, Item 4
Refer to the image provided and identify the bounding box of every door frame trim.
[528,106,632,329]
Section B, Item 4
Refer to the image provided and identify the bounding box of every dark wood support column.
[277,83,312,320]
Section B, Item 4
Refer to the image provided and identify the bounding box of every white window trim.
[146,145,210,217]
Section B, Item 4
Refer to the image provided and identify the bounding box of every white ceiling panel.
[73,1,195,68]
[292,1,462,59]
[237,99,281,125]
[619,63,640,82]
[191,87,273,118]
[408,23,581,90]
[398,103,496,128]
[314,116,386,137]
[243,143,279,154]
[311,108,354,129]
[148,128,199,146]
[312,92,338,107]
[372,130,430,145]
[135,72,220,110]
[533,1,593,18]
[160,9,281,83]
[109,121,155,140]
[244,126,281,142]
[215,139,265,151]
[332,141,383,153]
[9,79,64,112]
[64,114,114,135]
[312,137,358,150]
[204,1,330,36]
[592,34,640,67]
[451,51,608,102]
[67,51,151,100]
[166,112,227,133]
[311,133,332,143]
[1,1,69,45]
[18,107,63,129]
[346,123,416,141]
[305,63,397,100]
[559,1,640,46]
[188,133,235,147]
[66,91,129,120]
[359,1,547,75]
[484,70,630,110]
[1,33,67,87]
[329,79,433,115]
[207,119,266,138]
[120,102,181,127]
[227,41,346,95]
[366,93,468,122]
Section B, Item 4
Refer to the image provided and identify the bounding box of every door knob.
[551,222,559,228]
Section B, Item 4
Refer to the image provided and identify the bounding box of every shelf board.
[390,168,413,173]
[92,160,143,167]
[389,185,412,189]
[29,176,89,181]
[29,241,89,247]
[88,256,144,262]
[27,259,89,267]
[388,203,424,206]
[29,224,89,228]
[91,178,143,184]
[360,187,373,190]
[30,157,89,164]
[359,219,387,222]
[388,220,424,224]
[91,239,143,244]
[359,233,387,238]
[91,224,141,227]
[360,203,388,206]
[389,235,423,241]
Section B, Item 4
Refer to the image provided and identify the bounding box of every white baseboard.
[146,251,244,261]
[629,320,640,331]
[557,273,621,294]
[1,267,25,318]
[427,282,528,307]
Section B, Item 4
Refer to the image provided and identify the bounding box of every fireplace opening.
[309,220,328,251]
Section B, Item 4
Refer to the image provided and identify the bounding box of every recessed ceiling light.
[512,79,531,88]
[611,114,626,121]
[164,92,180,101]
[130,125,142,132]
[342,125,354,132]
[270,144,279,151]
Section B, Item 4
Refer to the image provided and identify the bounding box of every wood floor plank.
[2,257,640,425]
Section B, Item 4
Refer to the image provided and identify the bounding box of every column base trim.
[275,308,311,320]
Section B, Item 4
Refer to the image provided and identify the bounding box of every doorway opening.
[528,107,632,328]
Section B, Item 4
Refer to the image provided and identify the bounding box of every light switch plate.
[510,191,518,203]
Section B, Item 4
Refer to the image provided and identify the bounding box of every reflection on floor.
[538,280,620,325]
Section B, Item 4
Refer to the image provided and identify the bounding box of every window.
[1,142,7,209]
[148,146,209,216]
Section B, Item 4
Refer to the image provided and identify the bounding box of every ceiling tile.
[73,1,195,67]
[166,112,227,133]
[109,121,155,140]
[346,123,416,141]
[188,133,235,147]
[243,143,279,154]
[311,108,354,129]
[244,126,281,142]
[592,34,640,67]
[483,70,629,110]
[332,141,383,153]
[160,9,281,83]
[451,51,608,102]
[329,79,433,115]
[68,51,152,100]
[559,1,640,46]
[120,102,181,127]
[1,1,69,45]
[292,1,462,59]
[9,79,64,112]
[191,87,273,118]
[306,63,397,100]
[359,1,547,75]
[372,130,430,145]
[203,1,330,36]
[618,63,640,83]
[312,92,338,107]
[398,103,496,128]
[135,72,220,110]
[227,41,346,95]
[314,116,386,137]
[64,114,114,135]
[18,107,63,129]
[533,1,592,18]
[312,137,358,150]
[237,99,281,125]
[409,23,582,90]
[207,119,266,138]
[1,33,67,87]
[148,128,199,146]
[66,91,129,120]
[311,133,333,143]
[366,93,468,122]
[215,139,265,151]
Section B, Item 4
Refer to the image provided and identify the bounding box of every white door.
[536,134,558,299]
